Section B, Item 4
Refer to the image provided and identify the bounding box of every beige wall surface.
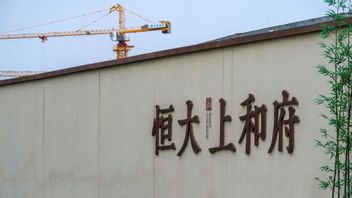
[0,33,330,198]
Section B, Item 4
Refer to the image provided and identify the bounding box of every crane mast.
[109,3,170,59]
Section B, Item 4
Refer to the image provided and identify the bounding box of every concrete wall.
[0,32,329,198]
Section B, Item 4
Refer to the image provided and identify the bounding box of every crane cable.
[0,8,110,34]
[41,42,45,72]
[1,4,158,35]
[75,12,111,32]
[76,5,158,32]
[123,6,157,24]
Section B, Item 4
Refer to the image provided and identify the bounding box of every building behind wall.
[0,16,332,198]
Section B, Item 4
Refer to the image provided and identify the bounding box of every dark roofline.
[207,16,333,43]
[0,16,336,86]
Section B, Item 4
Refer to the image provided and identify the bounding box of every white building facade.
[0,18,331,198]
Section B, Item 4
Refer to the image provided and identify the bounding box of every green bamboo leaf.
[324,0,336,6]
[320,128,328,138]
[319,180,329,190]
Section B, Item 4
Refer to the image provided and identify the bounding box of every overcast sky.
[0,1,328,72]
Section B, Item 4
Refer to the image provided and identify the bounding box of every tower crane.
[0,3,171,61]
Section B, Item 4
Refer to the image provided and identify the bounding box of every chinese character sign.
[209,98,236,154]
[151,90,300,157]
[238,94,267,155]
[268,90,300,154]
[152,105,176,156]
[177,100,201,156]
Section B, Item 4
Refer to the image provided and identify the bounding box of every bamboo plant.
[316,0,352,197]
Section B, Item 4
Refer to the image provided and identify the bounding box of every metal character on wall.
[268,90,300,154]
[209,98,236,154]
[152,105,176,156]
[177,100,201,156]
[239,94,267,155]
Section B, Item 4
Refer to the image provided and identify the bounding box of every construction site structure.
[0,3,171,61]
[0,71,42,78]
[108,4,170,59]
